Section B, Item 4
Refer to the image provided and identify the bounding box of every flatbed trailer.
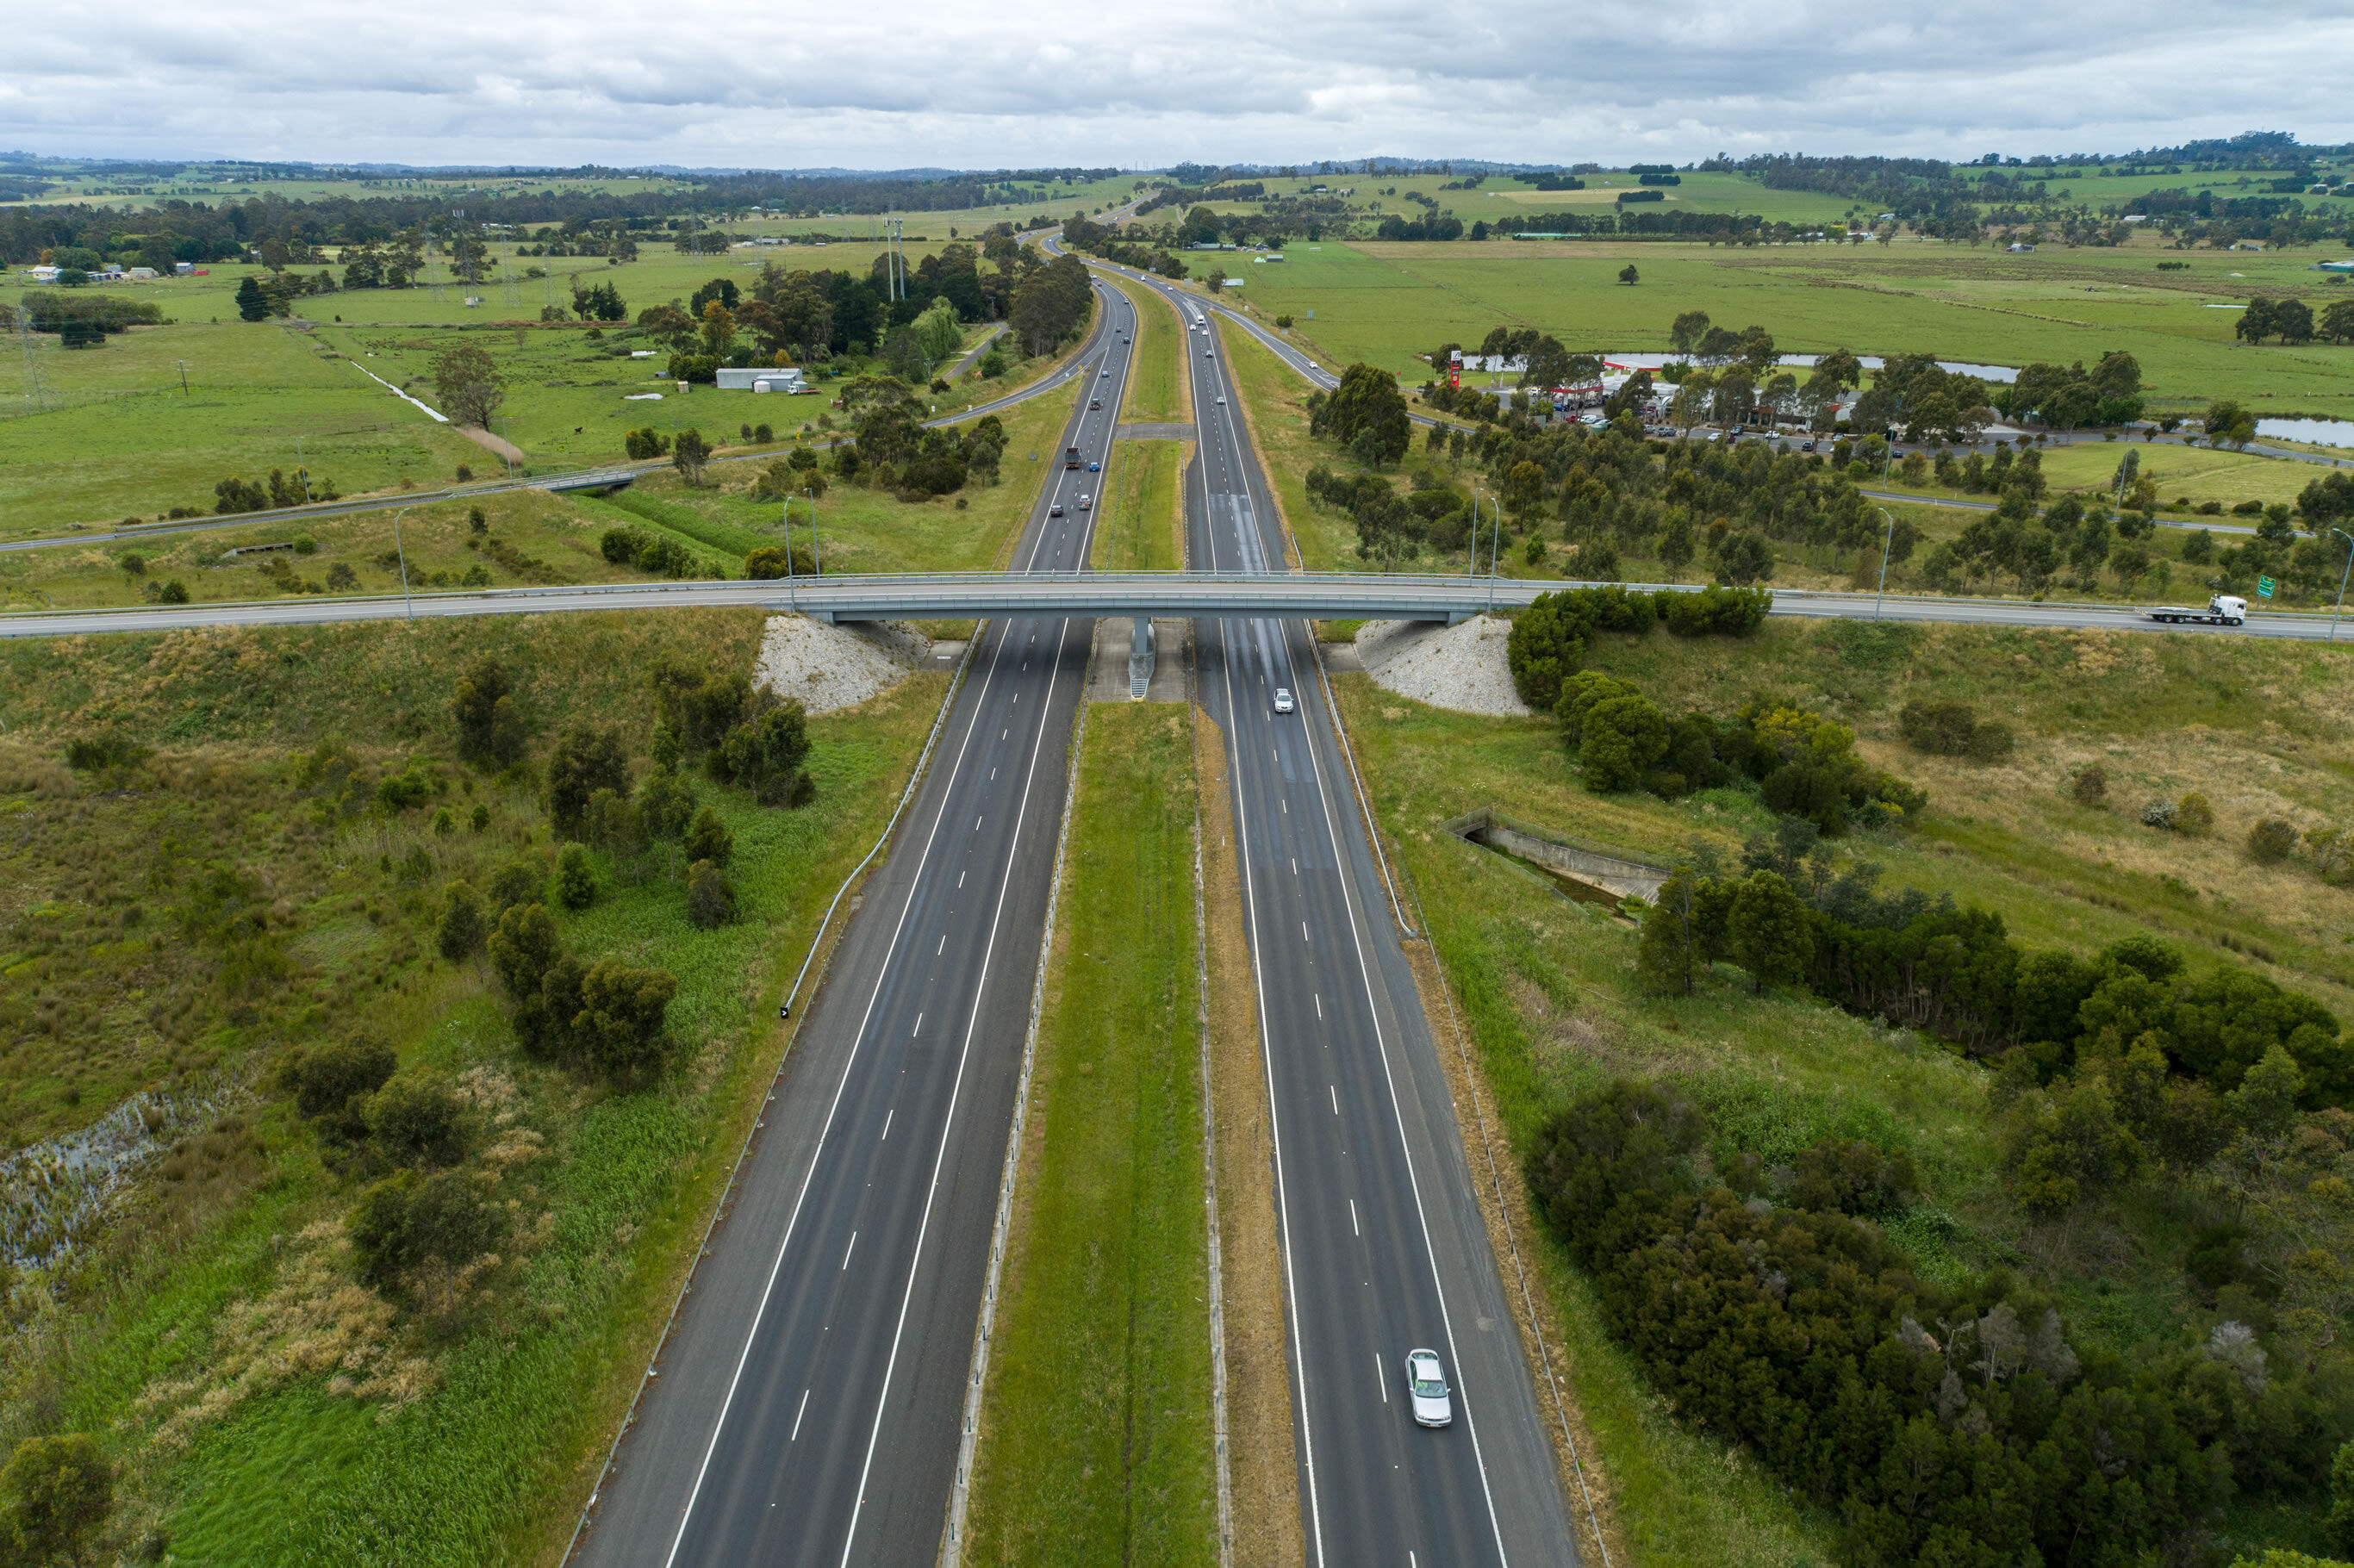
[2147,594,2248,626]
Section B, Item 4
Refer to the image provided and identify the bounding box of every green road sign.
[2258,576,2276,598]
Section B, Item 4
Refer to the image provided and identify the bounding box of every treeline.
[1527,1077,2354,1567]
[4,291,164,344]
[0,167,1119,265]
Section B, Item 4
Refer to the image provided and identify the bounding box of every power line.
[16,309,53,413]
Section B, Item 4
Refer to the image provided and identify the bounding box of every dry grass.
[1193,706,1305,1568]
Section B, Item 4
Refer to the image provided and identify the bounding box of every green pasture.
[1226,239,2354,418]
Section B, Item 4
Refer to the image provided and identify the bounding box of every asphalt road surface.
[570,281,1137,1568]
[1131,272,1583,1565]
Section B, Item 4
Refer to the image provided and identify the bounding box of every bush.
[365,1074,468,1167]
[451,658,526,768]
[2177,792,2215,836]
[487,859,544,916]
[487,901,559,998]
[157,580,189,604]
[545,724,629,839]
[435,880,488,959]
[554,842,598,910]
[350,1168,508,1288]
[1965,719,2015,762]
[2143,798,2180,830]
[1658,583,1771,637]
[575,959,678,1082]
[0,1432,114,1566]
[2250,818,2301,863]
[277,1035,396,1129]
[686,859,737,928]
[711,704,813,806]
[2071,763,2109,806]
[1898,700,1978,756]
[1579,694,1669,793]
[685,806,734,866]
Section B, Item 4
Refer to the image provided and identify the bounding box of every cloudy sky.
[7,0,2352,170]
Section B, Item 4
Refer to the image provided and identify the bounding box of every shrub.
[365,1074,468,1167]
[157,580,190,604]
[435,880,487,959]
[685,806,734,866]
[2250,818,2301,863]
[0,1432,115,1566]
[554,843,598,910]
[2177,791,2215,836]
[1898,699,1979,756]
[575,959,678,1082]
[1578,694,1669,793]
[2142,798,2179,831]
[350,1168,508,1288]
[2071,763,2109,806]
[487,901,559,998]
[451,658,526,768]
[278,1035,396,1128]
[486,859,545,917]
[544,724,629,839]
[712,704,813,806]
[375,762,433,812]
[1965,719,2015,762]
[686,859,737,928]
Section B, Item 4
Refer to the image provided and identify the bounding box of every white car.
[1272,688,1294,714]
[1078,495,1093,511]
[1215,395,1226,405]
[1405,1349,1452,1428]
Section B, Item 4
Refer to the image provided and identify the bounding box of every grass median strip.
[1093,439,1183,572]
[964,702,1217,1566]
[1107,273,1184,424]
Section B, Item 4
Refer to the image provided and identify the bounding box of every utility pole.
[807,488,821,574]
[391,506,415,620]
[2332,527,2353,644]
[177,359,189,395]
[1874,507,1896,619]
[296,436,311,503]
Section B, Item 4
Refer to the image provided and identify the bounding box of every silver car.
[1406,1348,1451,1428]
[1272,688,1295,714]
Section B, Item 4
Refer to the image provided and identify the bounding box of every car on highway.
[1101,369,1111,377]
[1205,346,1215,358]
[1405,1349,1452,1428]
[1049,503,1065,517]
[1078,494,1093,510]
[1088,460,1100,471]
[1272,688,1294,713]
[1215,395,1226,405]
[1089,398,1101,409]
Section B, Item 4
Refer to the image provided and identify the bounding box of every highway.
[570,278,1138,1567]
[1127,273,1582,1563]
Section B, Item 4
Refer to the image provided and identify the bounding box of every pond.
[2256,417,2354,451]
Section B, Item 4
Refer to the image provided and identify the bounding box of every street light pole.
[1874,507,1896,619]
[1486,496,1502,613]
[2331,527,2353,644]
[807,488,820,575]
[391,506,414,621]
[1467,486,1481,582]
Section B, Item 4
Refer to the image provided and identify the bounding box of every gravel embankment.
[1354,615,1530,717]
[753,615,929,713]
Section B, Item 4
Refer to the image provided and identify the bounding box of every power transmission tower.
[427,240,445,303]
[503,245,520,308]
[16,309,53,412]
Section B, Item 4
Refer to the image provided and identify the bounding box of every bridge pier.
[1128,616,1155,700]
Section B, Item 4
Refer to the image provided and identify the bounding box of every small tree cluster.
[1897,700,2015,762]
[488,900,679,1083]
[600,526,701,579]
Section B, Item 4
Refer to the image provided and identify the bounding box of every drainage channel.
[1441,806,1671,918]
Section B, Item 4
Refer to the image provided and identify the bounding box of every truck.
[1065,445,1081,469]
[2146,594,2248,626]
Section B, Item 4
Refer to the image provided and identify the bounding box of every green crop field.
[1215,238,2354,420]
[962,701,1216,1566]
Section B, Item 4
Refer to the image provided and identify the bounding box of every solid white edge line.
[659,314,1109,1565]
[850,304,1122,1562]
[657,607,1018,1568]
[1291,627,1514,1564]
[1195,342,1328,1563]
[836,609,1079,1567]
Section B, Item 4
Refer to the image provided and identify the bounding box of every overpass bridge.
[0,570,1542,638]
[0,570,2339,642]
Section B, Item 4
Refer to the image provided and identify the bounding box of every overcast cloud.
[6,0,2352,169]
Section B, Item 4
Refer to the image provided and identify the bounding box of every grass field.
[0,246,1087,533]
[963,701,1217,1567]
[0,609,950,1564]
[0,373,1078,607]
[1332,613,2354,1559]
[1220,238,2354,421]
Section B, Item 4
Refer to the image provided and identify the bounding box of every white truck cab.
[2148,594,2247,626]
